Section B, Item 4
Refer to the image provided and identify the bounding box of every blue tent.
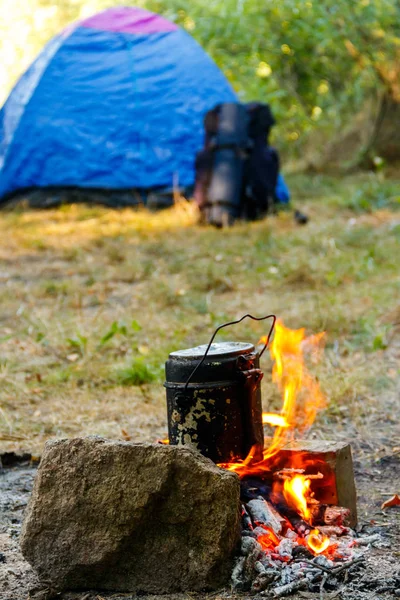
[0,6,236,201]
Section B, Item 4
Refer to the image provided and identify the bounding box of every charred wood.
[309,504,351,527]
[241,504,253,531]
[247,498,284,534]
[324,505,351,526]
[241,536,262,557]
[317,525,350,537]
[231,556,245,587]
[272,440,358,527]
[251,570,277,593]
[266,576,310,597]
[272,503,311,536]
[274,468,323,481]
[265,499,289,533]
[353,533,381,546]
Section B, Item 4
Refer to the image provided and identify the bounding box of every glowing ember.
[258,527,281,551]
[307,528,330,554]
[283,474,311,521]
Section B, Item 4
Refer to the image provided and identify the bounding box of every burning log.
[273,440,358,527]
[324,505,351,526]
[247,498,285,534]
[309,504,352,527]
[266,500,289,533]
[274,468,324,481]
[271,501,312,536]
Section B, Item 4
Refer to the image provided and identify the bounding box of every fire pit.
[18,314,392,597]
[164,316,371,596]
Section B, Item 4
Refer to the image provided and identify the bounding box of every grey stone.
[20,437,241,593]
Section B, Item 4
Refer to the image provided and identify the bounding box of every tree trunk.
[371,93,400,160]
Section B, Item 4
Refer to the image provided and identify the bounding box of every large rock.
[20,438,240,593]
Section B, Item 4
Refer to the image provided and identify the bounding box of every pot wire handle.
[183,313,276,393]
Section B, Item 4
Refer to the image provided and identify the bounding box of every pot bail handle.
[183,313,276,393]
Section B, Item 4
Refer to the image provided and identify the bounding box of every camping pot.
[164,314,276,464]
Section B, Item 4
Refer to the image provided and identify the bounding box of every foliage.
[1,0,400,158]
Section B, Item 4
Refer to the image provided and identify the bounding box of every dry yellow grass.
[0,174,399,457]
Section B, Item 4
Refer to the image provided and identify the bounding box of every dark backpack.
[194,102,279,227]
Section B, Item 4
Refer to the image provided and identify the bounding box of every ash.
[231,489,388,598]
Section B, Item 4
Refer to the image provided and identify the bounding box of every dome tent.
[0,6,236,204]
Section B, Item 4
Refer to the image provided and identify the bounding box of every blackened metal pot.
[164,341,264,463]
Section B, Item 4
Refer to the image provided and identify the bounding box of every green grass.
[0,173,399,453]
[114,358,158,386]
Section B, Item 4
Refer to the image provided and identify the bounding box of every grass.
[0,173,399,455]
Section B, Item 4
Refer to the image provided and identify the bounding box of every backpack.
[194,101,281,227]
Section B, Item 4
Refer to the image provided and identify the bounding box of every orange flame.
[307,529,330,554]
[268,320,326,440]
[220,319,326,477]
[283,474,311,520]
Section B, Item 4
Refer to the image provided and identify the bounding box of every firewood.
[243,543,264,582]
[274,468,324,481]
[231,556,246,590]
[267,576,309,597]
[265,499,288,533]
[241,536,263,557]
[323,505,351,526]
[273,467,306,479]
[308,503,327,525]
[309,504,351,527]
[271,440,357,527]
[247,498,284,534]
[241,504,253,531]
[272,502,311,536]
[317,525,350,537]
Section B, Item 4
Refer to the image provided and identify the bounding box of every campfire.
[213,320,364,595]
[165,317,374,596]
[18,315,389,597]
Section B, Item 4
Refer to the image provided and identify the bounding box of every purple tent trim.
[80,6,178,35]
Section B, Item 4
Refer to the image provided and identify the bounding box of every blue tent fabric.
[0,8,236,200]
[0,32,68,173]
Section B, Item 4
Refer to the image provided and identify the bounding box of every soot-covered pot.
[164,341,264,463]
